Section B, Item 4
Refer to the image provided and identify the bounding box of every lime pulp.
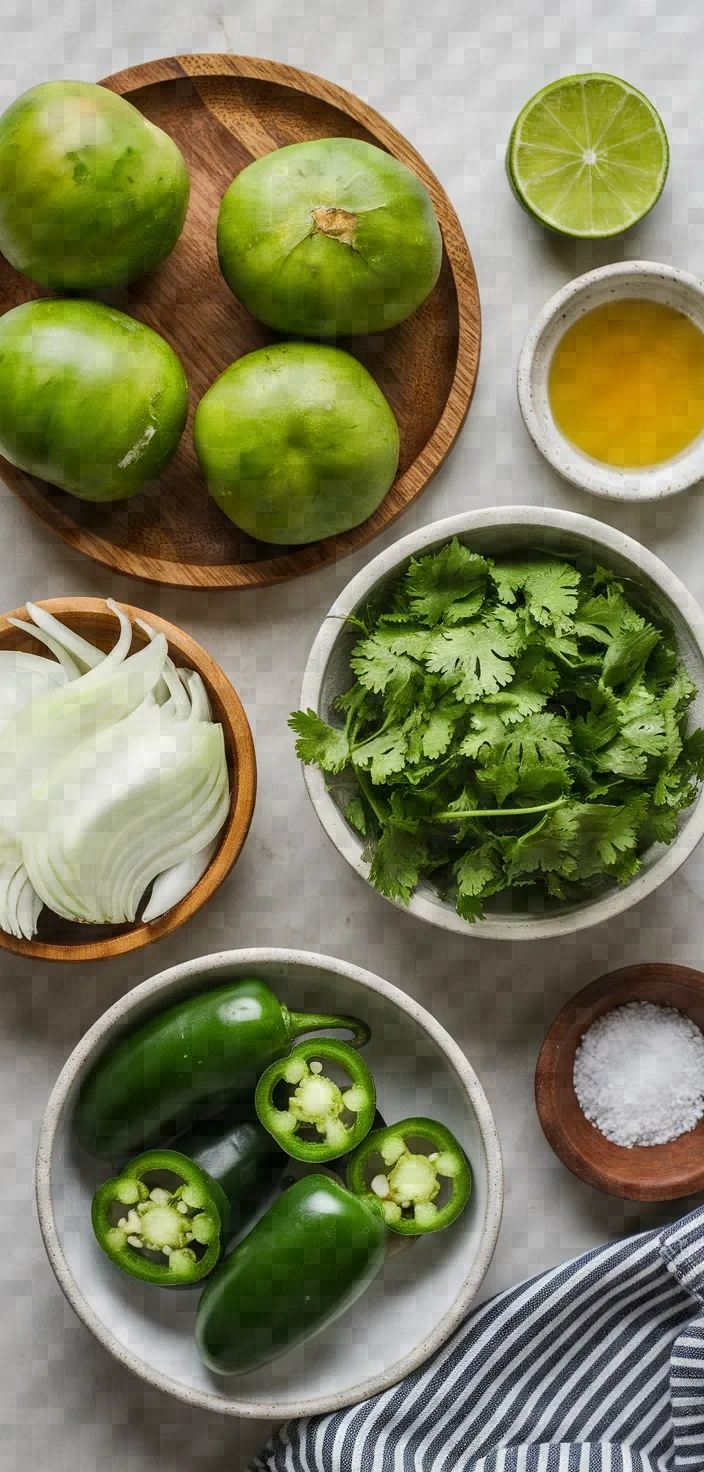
[507,74,669,238]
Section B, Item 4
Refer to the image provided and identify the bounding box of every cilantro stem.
[355,770,390,824]
[436,796,567,820]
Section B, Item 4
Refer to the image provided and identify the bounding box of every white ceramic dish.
[517,261,704,501]
[299,505,704,941]
[35,948,503,1420]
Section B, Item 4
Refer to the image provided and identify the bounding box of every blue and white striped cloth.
[253,1205,704,1472]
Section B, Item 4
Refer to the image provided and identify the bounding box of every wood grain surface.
[0,598,256,962]
[0,55,481,589]
[535,963,704,1201]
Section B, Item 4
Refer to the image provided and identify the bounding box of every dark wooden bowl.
[535,964,704,1202]
[0,598,256,962]
[0,55,480,589]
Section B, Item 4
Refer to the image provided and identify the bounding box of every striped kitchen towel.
[253,1204,704,1472]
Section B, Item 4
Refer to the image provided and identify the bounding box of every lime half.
[507,74,669,238]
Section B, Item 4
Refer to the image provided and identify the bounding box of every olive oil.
[548,299,704,468]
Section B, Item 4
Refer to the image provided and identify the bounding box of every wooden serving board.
[0,55,480,590]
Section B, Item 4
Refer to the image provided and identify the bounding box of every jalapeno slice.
[255,1037,376,1162]
[91,1149,230,1285]
[346,1117,471,1234]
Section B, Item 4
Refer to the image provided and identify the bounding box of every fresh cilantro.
[406,539,490,625]
[288,709,350,773]
[290,541,704,922]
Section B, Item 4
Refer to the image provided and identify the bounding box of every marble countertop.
[3,0,704,1466]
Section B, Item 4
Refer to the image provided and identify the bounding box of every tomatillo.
[194,342,400,545]
[216,136,442,337]
[0,299,188,502]
[0,80,189,290]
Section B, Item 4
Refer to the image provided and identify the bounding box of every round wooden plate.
[0,598,256,962]
[0,55,480,589]
[535,963,704,1201]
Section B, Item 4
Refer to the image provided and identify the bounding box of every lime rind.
[507,73,669,239]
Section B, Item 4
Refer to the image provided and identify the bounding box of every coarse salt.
[573,1001,704,1148]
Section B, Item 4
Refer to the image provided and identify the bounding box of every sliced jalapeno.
[255,1037,376,1162]
[91,1148,230,1285]
[346,1116,471,1234]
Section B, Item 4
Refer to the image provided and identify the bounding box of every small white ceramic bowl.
[299,505,704,941]
[518,261,704,501]
[35,948,503,1420]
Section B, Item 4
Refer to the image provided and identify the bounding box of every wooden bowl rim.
[535,963,704,1201]
[0,53,480,590]
[0,596,256,962]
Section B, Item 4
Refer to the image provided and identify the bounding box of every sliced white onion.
[7,618,81,680]
[141,836,220,923]
[25,603,104,671]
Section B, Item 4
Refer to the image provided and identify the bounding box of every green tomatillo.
[0,299,188,502]
[0,80,189,289]
[193,342,400,545]
[216,136,442,337]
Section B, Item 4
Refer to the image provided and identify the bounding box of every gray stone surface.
[2,0,704,1466]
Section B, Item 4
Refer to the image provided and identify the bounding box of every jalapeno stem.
[285,1007,371,1049]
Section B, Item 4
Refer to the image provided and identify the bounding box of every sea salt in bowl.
[300,506,704,942]
[535,963,704,1201]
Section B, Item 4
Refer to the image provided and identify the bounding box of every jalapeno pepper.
[195,1174,387,1375]
[346,1117,471,1234]
[75,977,371,1162]
[174,1114,286,1242]
[255,1037,376,1162]
[91,1149,230,1286]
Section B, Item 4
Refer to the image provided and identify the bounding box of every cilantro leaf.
[289,709,350,773]
[350,628,425,719]
[405,538,490,626]
[368,826,427,904]
[483,655,559,723]
[476,711,571,803]
[454,843,502,898]
[601,625,661,688]
[426,615,523,703]
[492,558,581,634]
[354,723,408,783]
[345,796,367,836]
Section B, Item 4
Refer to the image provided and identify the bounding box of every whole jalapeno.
[75,977,370,1162]
[174,1113,287,1242]
[195,1174,387,1375]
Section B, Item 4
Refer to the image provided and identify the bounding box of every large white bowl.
[35,948,503,1420]
[299,506,704,941]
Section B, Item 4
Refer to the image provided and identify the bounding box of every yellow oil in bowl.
[548,299,704,468]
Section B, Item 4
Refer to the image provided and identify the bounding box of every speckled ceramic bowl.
[299,506,704,940]
[518,261,704,501]
[35,948,503,1420]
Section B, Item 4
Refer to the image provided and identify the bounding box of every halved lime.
[507,74,669,238]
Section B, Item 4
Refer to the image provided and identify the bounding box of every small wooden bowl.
[0,54,480,589]
[0,597,256,962]
[535,964,704,1201]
